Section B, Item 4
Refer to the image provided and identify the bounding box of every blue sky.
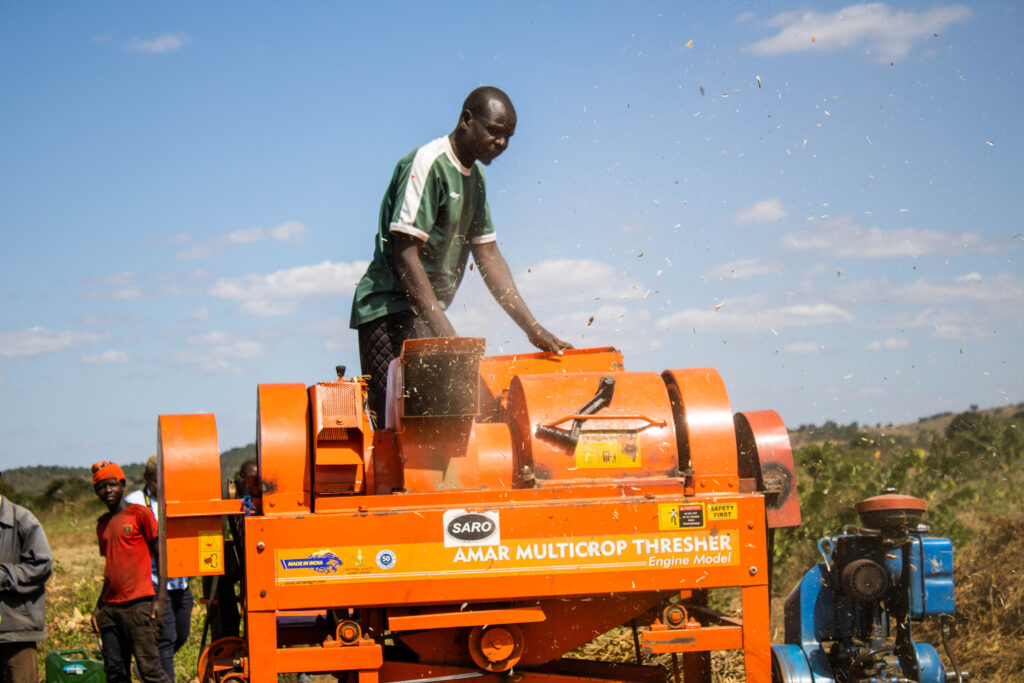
[1,2,1021,470]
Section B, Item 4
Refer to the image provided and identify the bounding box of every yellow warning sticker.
[658,502,705,530]
[198,531,223,573]
[707,502,739,521]
[575,431,641,469]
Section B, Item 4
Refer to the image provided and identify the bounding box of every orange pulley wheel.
[663,604,688,629]
[468,623,524,672]
[336,619,362,645]
[198,636,248,683]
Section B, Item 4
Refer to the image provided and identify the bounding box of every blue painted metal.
[770,644,815,683]
[775,521,955,682]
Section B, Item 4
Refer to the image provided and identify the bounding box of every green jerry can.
[44,650,105,683]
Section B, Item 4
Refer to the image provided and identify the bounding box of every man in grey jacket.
[0,470,53,683]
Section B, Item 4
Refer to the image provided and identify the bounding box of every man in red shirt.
[91,461,170,683]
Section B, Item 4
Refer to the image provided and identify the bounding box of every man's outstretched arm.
[393,232,458,337]
[472,241,572,354]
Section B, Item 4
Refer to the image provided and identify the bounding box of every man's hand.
[152,597,166,622]
[528,323,573,355]
[473,242,572,353]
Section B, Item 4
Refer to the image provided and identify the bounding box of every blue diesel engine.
[771,493,966,683]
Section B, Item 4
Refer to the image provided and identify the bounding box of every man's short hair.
[463,86,513,118]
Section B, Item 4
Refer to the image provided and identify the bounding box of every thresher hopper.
[157,342,801,683]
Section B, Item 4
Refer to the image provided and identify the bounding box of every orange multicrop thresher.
[158,341,800,683]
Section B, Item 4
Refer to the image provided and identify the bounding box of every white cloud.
[656,297,853,334]
[515,259,647,305]
[0,327,108,358]
[176,245,215,260]
[124,33,192,54]
[782,215,987,258]
[209,260,369,316]
[82,350,132,364]
[172,331,266,374]
[708,257,784,281]
[865,337,910,351]
[177,222,308,259]
[893,272,1024,303]
[733,199,786,225]
[82,270,199,301]
[782,342,826,355]
[746,4,972,63]
[224,222,307,246]
[888,308,984,340]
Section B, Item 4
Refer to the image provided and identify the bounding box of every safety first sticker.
[274,528,738,586]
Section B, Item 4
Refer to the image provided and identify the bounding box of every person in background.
[91,461,169,683]
[233,460,259,501]
[125,456,193,682]
[0,470,52,683]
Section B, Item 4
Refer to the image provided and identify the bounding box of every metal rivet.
[257,542,265,552]
[260,589,267,597]
[749,566,758,576]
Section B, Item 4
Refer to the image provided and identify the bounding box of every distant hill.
[788,401,1024,450]
[3,444,256,497]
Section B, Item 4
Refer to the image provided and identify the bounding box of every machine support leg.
[740,584,771,683]
[682,652,710,682]
[246,611,277,683]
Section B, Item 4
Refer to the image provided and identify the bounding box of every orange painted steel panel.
[164,500,245,517]
[388,605,546,631]
[309,380,371,496]
[164,515,225,578]
[641,625,743,654]
[740,584,772,683]
[399,421,514,492]
[478,347,625,414]
[158,414,225,578]
[159,414,223,505]
[507,372,679,484]
[735,410,801,529]
[661,368,738,492]
[257,383,311,515]
[275,641,382,672]
[243,491,767,614]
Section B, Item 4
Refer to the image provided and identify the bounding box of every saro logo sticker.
[443,509,500,548]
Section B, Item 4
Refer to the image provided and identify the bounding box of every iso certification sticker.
[375,549,396,570]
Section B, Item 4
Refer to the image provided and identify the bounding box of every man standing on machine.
[350,86,571,423]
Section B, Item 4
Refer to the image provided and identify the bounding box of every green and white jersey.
[350,136,496,328]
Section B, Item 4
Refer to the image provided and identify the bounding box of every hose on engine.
[941,615,965,682]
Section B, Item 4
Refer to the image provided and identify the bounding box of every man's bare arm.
[149,536,167,620]
[393,232,458,337]
[472,241,572,353]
